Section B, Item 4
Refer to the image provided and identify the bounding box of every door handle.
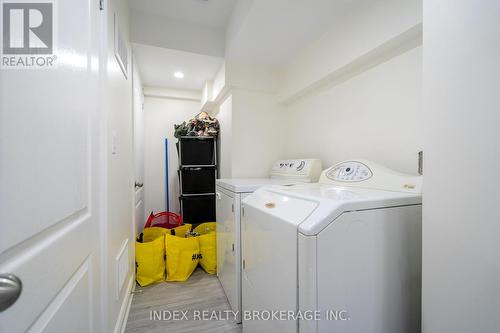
[135,182,144,188]
[216,192,221,199]
[0,274,22,312]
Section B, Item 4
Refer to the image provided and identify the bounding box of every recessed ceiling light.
[174,71,184,79]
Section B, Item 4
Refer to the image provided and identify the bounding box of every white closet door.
[0,0,103,331]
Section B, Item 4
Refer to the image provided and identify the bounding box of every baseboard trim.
[113,275,135,333]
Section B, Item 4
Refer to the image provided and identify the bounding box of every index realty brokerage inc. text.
[150,310,350,321]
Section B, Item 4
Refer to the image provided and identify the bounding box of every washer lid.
[242,188,319,226]
[216,178,302,193]
[244,183,421,236]
[216,158,322,193]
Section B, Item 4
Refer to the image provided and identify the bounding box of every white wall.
[280,0,422,101]
[211,58,286,179]
[212,63,226,99]
[275,0,423,174]
[225,61,283,93]
[284,46,422,174]
[103,0,135,331]
[213,89,286,179]
[422,1,500,332]
[143,92,201,216]
[217,95,233,178]
[231,89,286,177]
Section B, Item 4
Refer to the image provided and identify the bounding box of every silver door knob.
[0,274,22,312]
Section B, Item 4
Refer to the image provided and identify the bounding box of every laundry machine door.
[216,187,239,314]
[241,190,317,333]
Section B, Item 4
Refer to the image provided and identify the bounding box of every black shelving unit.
[177,136,217,226]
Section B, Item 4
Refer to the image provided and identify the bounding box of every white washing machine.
[241,160,422,333]
[216,159,322,323]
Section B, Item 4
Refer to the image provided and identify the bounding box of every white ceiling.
[133,43,224,90]
[129,0,367,90]
[225,0,366,67]
[129,0,236,29]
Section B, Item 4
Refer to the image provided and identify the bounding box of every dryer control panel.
[319,159,423,194]
[270,159,322,182]
[326,161,373,182]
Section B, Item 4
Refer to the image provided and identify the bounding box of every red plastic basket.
[144,211,183,229]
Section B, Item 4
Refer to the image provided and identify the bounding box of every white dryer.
[216,159,322,323]
[241,160,422,333]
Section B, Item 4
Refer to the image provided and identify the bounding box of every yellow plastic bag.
[165,233,200,282]
[194,223,217,275]
[170,223,192,237]
[144,226,168,239]
[135,227,167,287]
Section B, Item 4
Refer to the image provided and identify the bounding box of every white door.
[216,188,239,313]
[241,192,315,333]
[132,59,145,235]
[0,0,103,332]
